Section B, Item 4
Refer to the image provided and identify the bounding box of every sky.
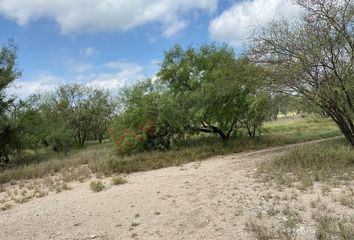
[0,0,300,98]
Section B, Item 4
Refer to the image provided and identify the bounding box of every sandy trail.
[0,139,346,240]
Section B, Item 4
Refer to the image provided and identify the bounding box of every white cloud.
[162,20,189,38]
[9,73,63,98]
[209,0,300,47]
[9,61,145,98]
[82,47,98,57]
[88,61,145,89]
[0,0,217,36]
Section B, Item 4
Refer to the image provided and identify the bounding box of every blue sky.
[0,0,299,97]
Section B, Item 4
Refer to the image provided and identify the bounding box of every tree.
[0,40,21,163]
[89,89,115,143]
[250,0,354,145]
[11,95,45,151]
[110,80,183,154]
[42,84,114,151]
[239,93,271,139]
[158,43,267,142]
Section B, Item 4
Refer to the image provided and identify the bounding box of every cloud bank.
[209,0,300,47]
[0,0,217,36]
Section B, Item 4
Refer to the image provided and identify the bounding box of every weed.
[111,176,127,185]
[90,180,105,192]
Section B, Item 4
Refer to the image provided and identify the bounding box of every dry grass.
[258,139,354,189]
[111,176,127,185]
[245,220,275,240]
[312,207,354,239]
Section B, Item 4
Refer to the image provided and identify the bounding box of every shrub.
[111,176,127,185]
[89,180,105,192]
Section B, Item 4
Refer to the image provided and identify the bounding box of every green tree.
[158,43,267,142]
[42,84,114,152]
[239,93,271,139]
[250,0,354,145]
[11,95,45,151]
[0,40,21,163]
[110,80,183,154]
[89,88,115,143]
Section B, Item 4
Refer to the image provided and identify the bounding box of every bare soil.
[0,140,353,240]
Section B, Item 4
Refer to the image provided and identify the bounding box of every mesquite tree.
[250,0,354,145]
[159,43,267,142]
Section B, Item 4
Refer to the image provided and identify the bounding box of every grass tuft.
[90,180,105,192]
[245,220,275,240]
[111,176,127,185]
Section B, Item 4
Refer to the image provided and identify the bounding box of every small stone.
[90,235,96,239]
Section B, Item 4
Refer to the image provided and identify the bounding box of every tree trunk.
[186,124,230,143]
[326,106,354,146]
[211,126,229,143]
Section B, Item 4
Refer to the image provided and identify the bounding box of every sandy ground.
[0,140,353,240]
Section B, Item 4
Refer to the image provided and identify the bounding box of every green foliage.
[111,176,127,185]
[110,80,183,154]
[158,43,269,141]
[90,180,105,192]
[250,0,354,145]
[34,84,115,153]
[240,93,271,138]
[11,95,46,151]
[0,116,339,184]
[0,40,21,162]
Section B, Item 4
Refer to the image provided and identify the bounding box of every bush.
[89,180,105,192]
[111,176,127,185]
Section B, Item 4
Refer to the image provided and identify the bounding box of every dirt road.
[0,139,351,240]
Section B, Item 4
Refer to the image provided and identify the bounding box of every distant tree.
[89,88,115,143]
[11,95,45,151]
[0,40,21,163]
[239,93,271,139]
[158,43,268,142]
[250,0,354,145]
[42,84,114,152]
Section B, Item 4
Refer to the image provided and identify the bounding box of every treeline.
[0,43,318,162]
[1,84,115,162]
[2,0,353,162]
[0,42,288,161]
